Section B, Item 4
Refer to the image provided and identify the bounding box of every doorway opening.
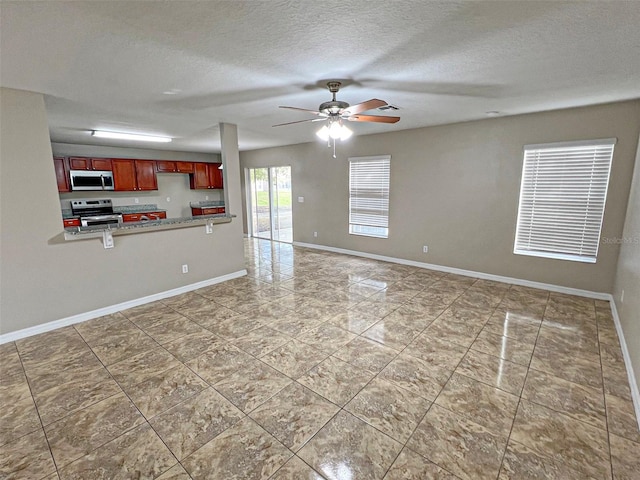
[247,166,292,243]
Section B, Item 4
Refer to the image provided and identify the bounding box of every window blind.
[349,155,391,238]
[514,139,615,263]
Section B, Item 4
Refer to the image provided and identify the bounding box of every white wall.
[241,100,640,293]
[613,134,640,394]
[0,88,245,335]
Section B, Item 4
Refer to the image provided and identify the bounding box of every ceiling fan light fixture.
[316,125,330,141]
[339,125,353,141]
[328,121,343,139]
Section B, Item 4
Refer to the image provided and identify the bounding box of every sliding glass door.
[248,166,292,243]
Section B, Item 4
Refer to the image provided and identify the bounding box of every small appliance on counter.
[70,199,122,227]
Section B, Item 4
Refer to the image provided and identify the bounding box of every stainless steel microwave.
[69,170,115,191]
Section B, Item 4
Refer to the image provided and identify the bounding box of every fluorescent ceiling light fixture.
[91,130,172,143]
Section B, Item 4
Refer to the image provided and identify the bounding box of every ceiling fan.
[273,81,400,157]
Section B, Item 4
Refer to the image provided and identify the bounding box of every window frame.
[348,154,391,239]
[513,138,616,263]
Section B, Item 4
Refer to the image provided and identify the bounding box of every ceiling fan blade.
[279,106,323,115]
[343,99,387,115]
[347,114,400,124]
[272,118,321,127]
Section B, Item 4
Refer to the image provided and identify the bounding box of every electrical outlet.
[166,197,171,202]
[423,245,428,253]
[205,195,209,200]
[205,223,213,234]
[313,231,318,238]
[134,198,139,204]
[103,231,114,249]
[182,264,188,274]
[298,196,305,203]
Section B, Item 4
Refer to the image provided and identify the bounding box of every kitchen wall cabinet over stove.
[69,157,113,171]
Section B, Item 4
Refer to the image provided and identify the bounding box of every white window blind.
[514,138,615,263]
[349,155,391,238]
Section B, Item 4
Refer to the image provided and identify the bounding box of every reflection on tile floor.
[1,238,639,479]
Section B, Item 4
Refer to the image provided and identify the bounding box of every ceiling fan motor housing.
[319,100,350,115]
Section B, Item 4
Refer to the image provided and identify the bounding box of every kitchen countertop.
[61,204,167,219]
[189,201,225,208]
[64,213,234,240]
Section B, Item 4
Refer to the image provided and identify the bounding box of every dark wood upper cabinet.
[190,162,223,189]
[91,158,113,170]
[111,159,137,191]
[53,156,70,192]
[112,159,157,191]
[211,164,224,189]
[68,157,112,171]
[156,160,195,174]
[175,161,194,173]
[190,162,210,189]
[68,157,90,170]
[136,160,157,190]
[155,161,176,172]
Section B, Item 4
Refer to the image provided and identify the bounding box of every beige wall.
[241,100,640,293]
[0,88,245,335]
[613,135,640,393]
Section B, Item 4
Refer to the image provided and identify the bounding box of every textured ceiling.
[2,1,639,152]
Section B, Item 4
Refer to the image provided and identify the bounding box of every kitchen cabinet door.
[135,160,157,190]
[210,164,224,189]
[175,161,194,173]
[112,159,137,191]
[63,218,80,228]
[155,161,177,172]
[190,162,210,189]
[91,158,113,170]
[68,157,112,170]
[53,156,70,192]
[122,211,167,222]
[68,157,91,170]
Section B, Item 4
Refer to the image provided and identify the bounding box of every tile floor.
[1,238,639,479]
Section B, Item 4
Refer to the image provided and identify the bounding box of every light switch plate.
[298,196,304,203]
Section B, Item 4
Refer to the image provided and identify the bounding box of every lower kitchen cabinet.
[63,218,80,228]
[191,206,225,215]
[122,211,166,222]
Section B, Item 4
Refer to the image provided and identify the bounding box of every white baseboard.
[293,241,610,300]
[0,269,247,344]
[609,298,640,431]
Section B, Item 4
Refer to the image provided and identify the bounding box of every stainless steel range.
[70,199,122,227]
